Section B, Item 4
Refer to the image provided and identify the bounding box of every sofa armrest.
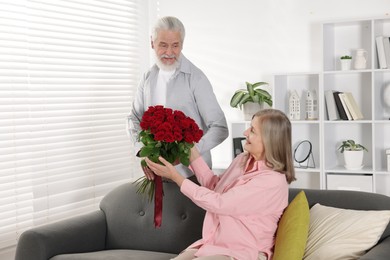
[15,211,107,260]
[359,236,390,260]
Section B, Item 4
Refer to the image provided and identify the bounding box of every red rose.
[140,121,150,130]
[184,133,194,143]
[173,131,183,141]
[164,107,173,115]
[194,131,203,142]
[158,122,172,133]
[138,106,202,157]
[154,112,165,122]
[166,114,175,124]
[164,132,175,143]
[180,118,191,129]
[154,131,165,141]
[173,110,186,120]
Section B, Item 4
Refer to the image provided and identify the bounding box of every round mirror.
[294,140,312,164]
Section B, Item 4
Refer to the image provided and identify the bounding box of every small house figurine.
[289,90,300,120]
[305,89,318,120]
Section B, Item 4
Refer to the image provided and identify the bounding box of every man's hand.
[142,164,156,181]
[189,146,201,162]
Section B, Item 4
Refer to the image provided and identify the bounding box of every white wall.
[146,0,390,168]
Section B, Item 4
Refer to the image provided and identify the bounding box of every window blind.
[0,0,144,257]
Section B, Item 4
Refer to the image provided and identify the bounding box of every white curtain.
[0,0,145,258]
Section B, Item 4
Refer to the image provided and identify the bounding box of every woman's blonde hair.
[252,109,296,184]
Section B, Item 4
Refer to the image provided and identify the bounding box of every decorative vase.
[353,49,367,70]
[243,103,264,121]
[343,150,364,170]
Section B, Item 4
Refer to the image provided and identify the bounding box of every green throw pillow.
[273,190,310,260]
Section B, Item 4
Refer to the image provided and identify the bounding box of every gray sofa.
[15,181,390,260]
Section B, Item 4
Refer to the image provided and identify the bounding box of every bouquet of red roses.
[135,105,203,227]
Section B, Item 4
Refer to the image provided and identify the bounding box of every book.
[338,93,353,120]
[343,92,364,120]
[383,36,390,66]
[324,90,340,120]
[376,36,387,69]
[333,91,348,120]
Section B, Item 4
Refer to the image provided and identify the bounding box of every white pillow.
[303,203,390,260]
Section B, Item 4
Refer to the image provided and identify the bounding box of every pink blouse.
[180,153,288,260]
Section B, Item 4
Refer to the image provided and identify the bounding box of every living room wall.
[145,0,390,168]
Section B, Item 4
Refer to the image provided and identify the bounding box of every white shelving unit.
[231,17,390,196]
[273,73,323,190]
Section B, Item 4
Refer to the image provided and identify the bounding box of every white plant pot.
[343,150,364,170]
[243,103,264,121]
[340,59,352,71]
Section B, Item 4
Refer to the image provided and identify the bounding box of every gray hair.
[151,16,185,44]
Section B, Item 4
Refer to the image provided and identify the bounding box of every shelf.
[323,69,372,74]
[294,167,321,173]
[270,17,390,196]
[325,166,373,173]
[290,120,320,124]
[375,171,390,175]
[323,120,372,124]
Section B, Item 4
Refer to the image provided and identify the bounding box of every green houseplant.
[340,55,352,60]
[338,139,368,153]
[230,81,272,109]
[230,81,272,120]
[338,139,368,170]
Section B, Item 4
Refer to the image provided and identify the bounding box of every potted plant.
[230,81,272,120]
[338,139,368,170]
[340,55,352,70]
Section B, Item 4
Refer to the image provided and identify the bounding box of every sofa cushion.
[304,203,390,260]
[50,249,177,260]
[273,190,310,260]
[289,188,390,242]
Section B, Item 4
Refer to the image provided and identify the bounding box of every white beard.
[154,53,181,71]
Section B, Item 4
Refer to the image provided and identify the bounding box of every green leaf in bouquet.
[178,142,186,152]
[141,159,147,167]
[144,136,156,145]
[180,142,193,154]
[180,155,190,166]
[149,153,160,163]
[138,131,147,139]
[168,153,177,164]
[139,130,150,139]
[159,149,174,164]
[139,146,155,157]
[168,147,179,162]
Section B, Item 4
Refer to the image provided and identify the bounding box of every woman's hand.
[145,157,185,187]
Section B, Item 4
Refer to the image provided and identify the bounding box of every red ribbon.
[154,175,163,228]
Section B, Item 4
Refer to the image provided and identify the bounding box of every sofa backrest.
[100,181,205,254]
[289,188,390,241]
[99,183,390,254]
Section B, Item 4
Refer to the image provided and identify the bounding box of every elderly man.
[128,16,228,178]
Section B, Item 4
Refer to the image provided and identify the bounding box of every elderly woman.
[145,109,296,260]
